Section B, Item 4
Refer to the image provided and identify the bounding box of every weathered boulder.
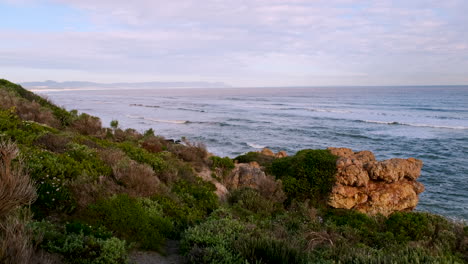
[224,162,285,202]
[327,147,424,216]
[260,148,275,157]
[259,148,288,158]
[225,162,268,190]
[275,151,288,158]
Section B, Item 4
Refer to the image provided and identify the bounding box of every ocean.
[36,86,468,220]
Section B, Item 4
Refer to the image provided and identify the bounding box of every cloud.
[1,0,467,85]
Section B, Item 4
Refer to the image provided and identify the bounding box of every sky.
[1,0,468,87]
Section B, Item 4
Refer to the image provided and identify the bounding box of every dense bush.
[30,220,128,264]
[234,235,312,264]
[71,113,103,136]
[141,136,166,153]
[269,149,338,203]
[83,194,173,251]
[228,188,282,218]
[209,156,235,177]
[172,179,219,217]
[180,212,246,264]
[118,142,166,172]
[234,152,275,167]
[210,156,234,171]
[151,178,219,237]
[168,139,208,170]
[33,132,71,153]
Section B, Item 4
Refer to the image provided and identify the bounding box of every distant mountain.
[21,80,231,89]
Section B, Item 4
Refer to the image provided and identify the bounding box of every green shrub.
[234,235,311,264]
[210,156,235,177]
[234,152,275,167]
[65,143,112,177]
[24,144,112,214]
[228,188,282,218]
[172,179,219,217]
[24,148,78,214]
[325,209,376,229]
[385,212,433,242]
[30,220,128,264]
[0,109,56,145]
[269,149,337,203]
[210,156,234,170]
[65,221,113,240]
[84,194,173,251]
[180,212,247,264]
[34,132,71,153]
[118,142,166,172]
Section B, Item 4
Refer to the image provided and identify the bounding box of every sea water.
[36,86,468,220]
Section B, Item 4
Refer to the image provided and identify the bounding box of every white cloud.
[1,0,467,85]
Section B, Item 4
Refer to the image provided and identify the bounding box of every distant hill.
[21,80,231,89]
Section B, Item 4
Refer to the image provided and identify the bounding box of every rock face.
[224,162,285,201]
[259,148,288,158]
[225,162,269,190]
[327,147,424,216]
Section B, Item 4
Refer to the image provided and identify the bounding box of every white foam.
[361,120,468,130]
[247,142,266,149]
[126,115,188,124]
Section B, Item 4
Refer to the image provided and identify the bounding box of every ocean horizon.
[36,85,468,221]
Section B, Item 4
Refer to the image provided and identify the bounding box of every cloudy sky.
[1,0,468,87]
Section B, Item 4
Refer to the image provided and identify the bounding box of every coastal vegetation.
[0,78,467,263]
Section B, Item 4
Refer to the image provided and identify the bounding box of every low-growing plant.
[172,179,219,217]
[83,194,173,251]
[141,135,167,153]
[118,142,166,172]
[385,212,433,242]
[65,143,112,177]
[228,188,282,218]
[34,132,71,153]
[30,220,128,264]
[234,235,312,264]
[180,212,247,264]
[168,139,208,170]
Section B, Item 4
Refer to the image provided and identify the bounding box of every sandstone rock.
[249,161,261,168]
[328,147,355,158]
[224,163,285,202]
[275,151,288,158]
[196,167,229,200]
[225,163,268,190]
[366,158,423,183]
[260,148,275,157]
[327,147,424,216]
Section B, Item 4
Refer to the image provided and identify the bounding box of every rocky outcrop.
[224,162,285,201]
[196,167,229,200]
[225,162,268,190]
[327,147,424,216]
[259,148,288,158]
